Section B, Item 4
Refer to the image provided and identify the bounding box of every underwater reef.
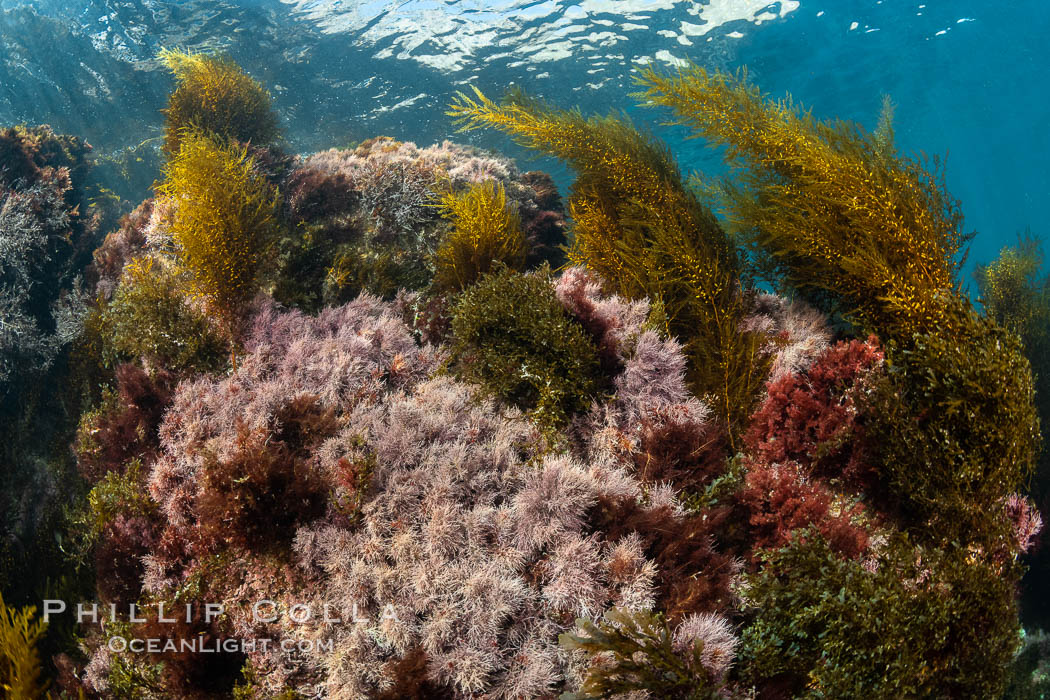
[2,52,1050,699]
[0,125,111,640]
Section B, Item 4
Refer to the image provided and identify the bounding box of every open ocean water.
[1,0,1046,277]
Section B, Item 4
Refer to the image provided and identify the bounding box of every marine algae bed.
[1,48,1050,699]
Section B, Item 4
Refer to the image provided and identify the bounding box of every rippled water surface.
[0,0,1045,269]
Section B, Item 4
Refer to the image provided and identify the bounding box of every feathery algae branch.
[158,133,279,367]
[636,65,971,341]
[433,179,527,293]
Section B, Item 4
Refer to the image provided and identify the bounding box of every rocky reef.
[2,52,1049,699]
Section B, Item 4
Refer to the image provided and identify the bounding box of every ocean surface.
[0,0,1046,276]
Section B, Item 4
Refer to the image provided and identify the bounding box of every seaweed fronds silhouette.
[976,230,1050,348]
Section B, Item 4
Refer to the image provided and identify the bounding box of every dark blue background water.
[1,0,1045,279]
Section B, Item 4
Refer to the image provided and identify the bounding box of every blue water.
[1,0,1046,277]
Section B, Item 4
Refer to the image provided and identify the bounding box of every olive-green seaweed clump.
[160,48,280,156]
[449,88,768,438]
[976,232,1050,627]
[740,533,1021,699]
[976,232,1050,346]
[976,235,1050,448]
[560,608,722,700]
[94,257,228,373]
[83,460,157,537]
[323,247,431,304]
[864,310,1039,544]
[450,266,603,432]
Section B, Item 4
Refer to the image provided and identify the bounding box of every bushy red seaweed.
[745,336,884,491]
[75,363,175,482]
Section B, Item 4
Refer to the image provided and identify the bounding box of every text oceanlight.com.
[106,637,334,654]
